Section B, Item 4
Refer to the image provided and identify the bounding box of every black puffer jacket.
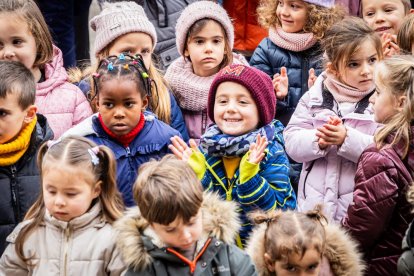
[0,114,53,256]
[133,0,199,70]
[250,37,323,126]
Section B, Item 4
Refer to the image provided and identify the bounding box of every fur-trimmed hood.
[114,192,240,271]
[245,222,365,276]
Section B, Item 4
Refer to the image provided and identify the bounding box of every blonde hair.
[398,14,414,55]
[252,205,327,263]
[15,136,125,266]
[374,55,414,158]
[68,35,172,123]
[0,0,53,67]
[257,0,345,39]
[361,0,412,15]
[322,17,383,73]
[133,155,203,225]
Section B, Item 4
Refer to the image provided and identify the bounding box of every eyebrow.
[349,53,377,62]
[192,35,224,40]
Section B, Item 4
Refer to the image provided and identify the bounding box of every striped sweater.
[196,122,296,247]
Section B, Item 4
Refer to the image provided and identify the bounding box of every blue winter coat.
[250,38,323,126]
[63,112,181,207]
[76,78,189,141]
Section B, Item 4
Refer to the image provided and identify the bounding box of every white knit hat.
[175,1,234,56]
[90,1,157,57]
[304,0,335,7]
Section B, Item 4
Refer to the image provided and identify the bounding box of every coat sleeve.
[284,93,329,163]
[168,91,189,142]
[249,39,274,77]
[106,233,127,276]
[337,126,374,163]
[0,243,28,276]
[227,244,257,275]
[342,150,399,252]
[237,143,296,211]
[72,85,93,126]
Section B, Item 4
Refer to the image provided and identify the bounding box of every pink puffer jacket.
[284,73,378,222]
[36,46,92,139]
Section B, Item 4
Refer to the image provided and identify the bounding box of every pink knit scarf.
[324,72,374,103]
[268,27,317,52]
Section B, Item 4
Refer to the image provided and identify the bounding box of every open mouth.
[375,26,392,32]
[225,119,241,122]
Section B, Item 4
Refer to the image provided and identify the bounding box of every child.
[71,1,189,141]
[361,0,413,56]
[115,155,257,275]
[246,205,365,276]
[164,1,248,142]
[63,54,181,207]
[250,0,344,126]
[0,60,53,256]
[343,55,414,275]
[169,64,296,248]
[0,136,125,274]
[284,17,381,222]
[0,0,92,139]
[398,13,414,54]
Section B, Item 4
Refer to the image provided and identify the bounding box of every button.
[215,241,221,246]
[201,262,207,267]
[166,56,171,61]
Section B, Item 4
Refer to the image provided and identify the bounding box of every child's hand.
[168,136,199,162]
[273,67,288,100]
[308,68,317,89]
[316,118,347,147]
[381,33,400,57]
[248,134,268,164]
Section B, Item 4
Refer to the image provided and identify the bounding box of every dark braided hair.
[91,53,157,107]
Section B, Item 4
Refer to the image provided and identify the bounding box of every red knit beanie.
[208,64,276,127]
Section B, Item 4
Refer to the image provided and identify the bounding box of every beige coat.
[0,201,125,276]
[246,222,365,276]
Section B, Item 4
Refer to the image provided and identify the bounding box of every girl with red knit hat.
[164,1,248,143]
[169,64,296,248]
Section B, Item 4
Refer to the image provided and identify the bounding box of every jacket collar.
[115,192,241,271]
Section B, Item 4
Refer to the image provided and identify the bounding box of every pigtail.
[95,145,124,223]
[306,204,328,225]
[251,210,283,226]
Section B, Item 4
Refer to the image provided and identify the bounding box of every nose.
[181,228,192,241]
[361,62,371,76]
[225,100,237,113]
[280,5,289,17]
[3,46,16,60]
[54,194,66,207]
[374,11,385,23]
[114,107,125,119]
[369,92,376,104]
[204,41,213,53]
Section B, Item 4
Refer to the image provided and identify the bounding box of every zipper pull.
[10,165,17,177]
[126,147,131,156]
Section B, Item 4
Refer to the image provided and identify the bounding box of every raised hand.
[248,134,268,164]
[308,68,317,89]
[168,136,198,162]
[272,67,288,100]
[381,33,400,57]
[316,117,346,148]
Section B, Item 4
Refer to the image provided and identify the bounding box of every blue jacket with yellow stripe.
[198,120,296,247]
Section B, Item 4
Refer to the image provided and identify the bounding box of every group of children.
[0,0,413,275]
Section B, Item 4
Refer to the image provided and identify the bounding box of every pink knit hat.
[208,64,276,127]
[90,1,157,57]
[304,0,335,7]
[175,1,234,56]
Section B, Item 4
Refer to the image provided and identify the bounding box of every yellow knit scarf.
[0,116,37,166]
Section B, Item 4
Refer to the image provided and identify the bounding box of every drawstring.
[166,238,212,274]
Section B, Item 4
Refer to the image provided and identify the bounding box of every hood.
[61,113,97,138]
[115,192,240,271]
[36,45,69,96]
[246,222,365,276]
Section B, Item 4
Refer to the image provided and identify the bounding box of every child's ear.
[93,180,102,198]
[409,8,414,14]
[24,105,37,124]
[396,95,407,111]
[264,253,276,272]
[184,49,189,58]
[142,95,149,111]
[326,62,339,77]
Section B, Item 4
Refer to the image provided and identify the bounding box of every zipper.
[10,165,20,221]
[125,146,131,156]
[63,227,71,276]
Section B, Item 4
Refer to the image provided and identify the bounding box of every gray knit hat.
[175,1,234,56]
[304,0,335,7]
[90,1,157,57]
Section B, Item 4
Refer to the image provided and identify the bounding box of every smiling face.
[43,165,101,222]
[362,0,407,35]
[332,39,379,91]
[108,32,153,70]
[0,13,40,80]
[97,78,148,136]
[214,81,259,136]
[184,20,226,77]
[151,210,203,252]
[276,0,308,33]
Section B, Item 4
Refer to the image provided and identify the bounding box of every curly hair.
[257,0,345,39]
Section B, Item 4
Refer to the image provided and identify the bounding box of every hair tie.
[92,72,100,78]
[119,53,125,60]
[88,147,100,166]
[124,64,129,70]
[107,62,114,71]
[142,72,149,78]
